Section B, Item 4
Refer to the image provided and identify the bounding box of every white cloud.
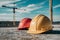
[0,13,13,21]
[6,4,17,7]
[0,0,48,21]
[15,1,47,13]
[27,4,35,7]
[5,1,46,13]
[0,13,13,15]
[0,13,23,21]
[0,1,12,6]
[36,8,49,12]
[53,15,60,21]
[53,4,60,8]
[39,1,47,5]
[16,4,43,13]
[0,0,47,13]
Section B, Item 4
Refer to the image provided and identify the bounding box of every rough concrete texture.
[0,25,60,40]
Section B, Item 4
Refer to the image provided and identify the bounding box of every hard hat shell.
[18,18,32,30]
[27,14,52,34]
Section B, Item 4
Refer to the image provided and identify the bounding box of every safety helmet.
[18,18,32,30]
[27,14,52,34]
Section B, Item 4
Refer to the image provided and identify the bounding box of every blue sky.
[0,0,60,21]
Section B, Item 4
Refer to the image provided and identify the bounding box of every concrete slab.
[0,25,60,40]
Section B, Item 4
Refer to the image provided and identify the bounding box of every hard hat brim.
[27,30,44,34]
[27,28,52,34]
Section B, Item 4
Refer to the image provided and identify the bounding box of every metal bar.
[13,8,16,26]
[2,5,17,9]
[49,0,53,24]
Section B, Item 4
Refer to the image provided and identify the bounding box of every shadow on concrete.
[18,28,28,30]
[42,30,60,34]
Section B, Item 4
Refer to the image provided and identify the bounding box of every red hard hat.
[18,18,32,30]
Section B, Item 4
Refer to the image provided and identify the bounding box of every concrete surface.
[0,25,60,40]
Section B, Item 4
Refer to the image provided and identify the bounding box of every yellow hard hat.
[27,14,52,34]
